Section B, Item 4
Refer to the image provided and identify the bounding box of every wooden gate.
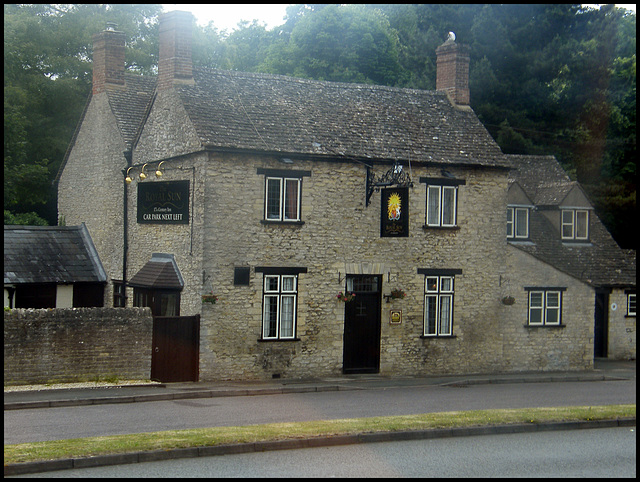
[151,315,200,382]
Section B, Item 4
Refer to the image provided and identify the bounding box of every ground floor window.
[423,275,455,336]
[526,288,564,325]
[262,274,298,340]
[626,291,636,317]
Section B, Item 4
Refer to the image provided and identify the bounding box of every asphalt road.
[9,427,636,478]
[4,378,636,444]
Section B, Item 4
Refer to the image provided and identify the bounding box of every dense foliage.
[4,4,636,248]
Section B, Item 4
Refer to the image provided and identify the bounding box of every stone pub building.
[56,11,635,381]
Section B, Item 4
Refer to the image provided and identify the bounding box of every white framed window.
[507,207,529,239]
[265,177,301,222]
[426,185,458,227]
[424,275,455,336]
[561,209,589,241]
[627,292,636,317]
[527,289,563,326]
[262,274,298,339]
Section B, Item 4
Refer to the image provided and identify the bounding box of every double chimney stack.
[92,11,469,106]
[92,10,195,95]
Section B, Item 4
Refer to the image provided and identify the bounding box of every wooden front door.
[151,315,200,382]
[343,275,382,374]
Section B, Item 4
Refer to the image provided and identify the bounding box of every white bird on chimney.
[447,31,456,42]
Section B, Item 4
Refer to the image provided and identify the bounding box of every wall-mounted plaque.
[137,180,189,224]
[390,309,402,324]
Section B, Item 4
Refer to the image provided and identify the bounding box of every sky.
[162,4,636,33]
[162,4,290,32]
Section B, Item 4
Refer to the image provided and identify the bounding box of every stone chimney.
[92,24,125,94]
[435,35,470,106]
[158,11,195,91]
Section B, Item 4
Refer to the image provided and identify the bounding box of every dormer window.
[507,206,529,239]
[561,209,589,241]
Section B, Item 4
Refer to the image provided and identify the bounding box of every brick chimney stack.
[158,11,195,91]
[435,35,470,106]
[92,25,126,94]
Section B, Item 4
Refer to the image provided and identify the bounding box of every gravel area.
[4,380,161,392]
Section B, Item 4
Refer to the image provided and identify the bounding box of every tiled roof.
[507,155,635,288]
[173,68,510,167]
[106,74,157,148]
[128,253,184,290]
[4,224,107,284]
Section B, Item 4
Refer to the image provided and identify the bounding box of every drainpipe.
[123,150,132,305]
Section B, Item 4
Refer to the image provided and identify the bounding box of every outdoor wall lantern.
[125,167,134,184]
[139,163,148,180]
[155,161,165,178]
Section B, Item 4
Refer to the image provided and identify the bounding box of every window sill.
[422,225,460,231]
[261,220,305,226]
[420,335,457,339]
[258,338,301,342]
[524,324,566,329]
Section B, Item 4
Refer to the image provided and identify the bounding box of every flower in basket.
[390,289,407,299]
[201,292,218,304]
[337,291,356,302]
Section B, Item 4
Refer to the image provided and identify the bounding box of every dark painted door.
[343,275,382,374]
[594,292,609,358]
[151,315,200,382]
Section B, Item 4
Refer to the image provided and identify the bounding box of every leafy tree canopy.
[4,4,635,248]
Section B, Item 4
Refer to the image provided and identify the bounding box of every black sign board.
[137,180,189,224]
[381,188,409,237]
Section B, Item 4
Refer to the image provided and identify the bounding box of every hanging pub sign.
[381,187,409,237]
[137,180,189,224]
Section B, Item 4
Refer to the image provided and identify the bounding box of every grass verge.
[4,404,635,465]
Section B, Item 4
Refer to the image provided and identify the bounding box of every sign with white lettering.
[137,180,189,224]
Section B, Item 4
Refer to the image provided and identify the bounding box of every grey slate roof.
[106,74,157,149]
[128,253,184,290]
[507,155,635,288]
[4,224,107,285]
[175,68,509,167]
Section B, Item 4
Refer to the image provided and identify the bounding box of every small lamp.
[125,167,134,184]
[139,163,148,180]
[155,161,165,178]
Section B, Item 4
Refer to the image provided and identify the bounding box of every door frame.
[342,274,382,374]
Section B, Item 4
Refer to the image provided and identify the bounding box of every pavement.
[4,359,636,475]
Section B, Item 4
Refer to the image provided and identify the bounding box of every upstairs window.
[421,177,465,229]
[561,209,589,241]
[258,168,310,224]
[507,207,529,239]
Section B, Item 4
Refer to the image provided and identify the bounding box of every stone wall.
[608,289,636,360]
[4,307,153,386]
[196,152,527,380]
[503,246,594,371]
[57,92,127,305]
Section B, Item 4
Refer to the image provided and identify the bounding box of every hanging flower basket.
[202,292,218,304]
[390,289,407,299]
[336,291,356,302]
[502,296,515,306]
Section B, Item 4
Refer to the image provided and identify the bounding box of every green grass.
[4,404,635,465]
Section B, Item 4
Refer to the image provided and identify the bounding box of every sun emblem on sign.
[388,193,401,221]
